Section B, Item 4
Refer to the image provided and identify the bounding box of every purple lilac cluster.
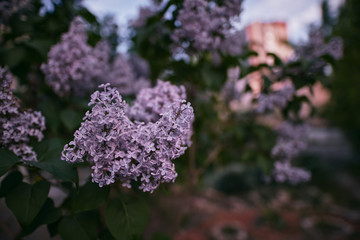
[61,81,194,192]
[271,122,310,184]
[0,67,45,161]
[41,17,102,97]
[296,28,343,61]
[42,17,150,97]
[172,0,243,54]
[256,85,295,113]
[294,28,343,75]
[127,80,187,123]
[107,55,150,96]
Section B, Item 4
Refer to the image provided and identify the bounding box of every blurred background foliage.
[330,0,360,154]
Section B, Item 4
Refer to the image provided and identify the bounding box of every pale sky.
[83,0,344,43]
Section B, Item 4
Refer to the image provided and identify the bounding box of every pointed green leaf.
[60,109,83,132]
[72,181,110,212]
[58,211,99,240]
[105,199,149,240]
[5,180,50,226]
[0,149,19,177]
[21,198,61,236]
[28,139,78,182]
[0,171,23,197]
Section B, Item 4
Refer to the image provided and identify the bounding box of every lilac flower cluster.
[172,0,243,54]
[0,67,45,161]
[107,55,150,96]
[256,85,295,113]
[127,80,187,123]
[61,81,194,192]
[41,17,101,97]
[272,161,311,185]
[296,29,343,61]
[271,122,310,184]
[42,17,150,97]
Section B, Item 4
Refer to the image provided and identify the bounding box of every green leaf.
[38,100,61,133]
[151,232,172,240]
[23,39,53,60]
[0,171,23,197]
[21,198,61,236]
[72,181,110,213]
[60,109,83,132]
[28,139,78,182]
[200,64,226,90]
[0,149,19,177]
[105,198,150,240]
[267,52,283,66]
[58,211,100,240]
[5,180,50,226]
[33,198,61,225]
[1,47,26,68]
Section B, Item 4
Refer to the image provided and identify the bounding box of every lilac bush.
[0,67,45,161]
[61,81,194,192]
[0,1,349,239]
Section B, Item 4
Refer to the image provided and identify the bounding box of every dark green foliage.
[58,211,100,240]
[0,149,19,176]
[71,181,110,213]
[5,180,50,226]
[21,198,62,236]
[330,0,360,153]
[105,198,150,240]
[29,138,78,182]
[0,171,23,197]
[151,232,173,240]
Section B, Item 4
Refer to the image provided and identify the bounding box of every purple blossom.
[128,80,187,123]
[271,122,310,184]
[272,161,311,185]
[0,67,46,161]
[42,17,150,97]
[107,55,150,96]
[256,85,295,113]
[220,30,246,56]
[61,81,194,192]
[172,0,243,54]
[296,28,343,61]
[41,17,100,97]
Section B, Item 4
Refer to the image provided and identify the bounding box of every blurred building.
[243,22,293,95]
[246,21,293,66]
[243,21,329,114]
